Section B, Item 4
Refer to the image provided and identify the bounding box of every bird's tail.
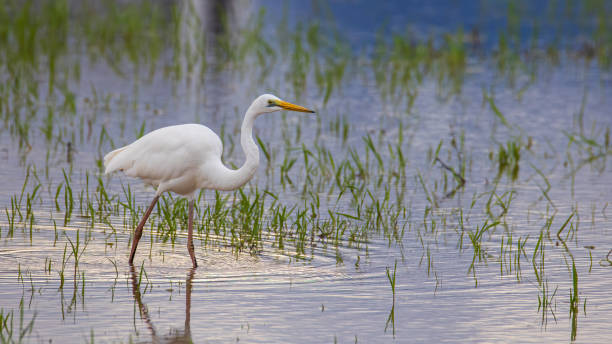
[103,146,127,174]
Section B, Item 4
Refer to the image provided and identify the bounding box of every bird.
[104,94,315,268]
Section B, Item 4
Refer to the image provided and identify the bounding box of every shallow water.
[1,1,612,343]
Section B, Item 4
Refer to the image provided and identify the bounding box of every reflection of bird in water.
[104,95,314,267]
[129,265,196,344]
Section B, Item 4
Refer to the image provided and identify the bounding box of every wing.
[104,124,223,189]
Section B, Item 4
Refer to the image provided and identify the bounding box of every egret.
[104,94,315,267]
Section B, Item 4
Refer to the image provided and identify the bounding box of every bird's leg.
[129,195,160,265]
[187,199,198,268]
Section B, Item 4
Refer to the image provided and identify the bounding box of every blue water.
[0,1,611,343]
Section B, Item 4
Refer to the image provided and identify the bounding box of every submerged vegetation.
[0,0,611,342]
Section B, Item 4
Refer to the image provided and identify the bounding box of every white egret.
[104,94,315,267]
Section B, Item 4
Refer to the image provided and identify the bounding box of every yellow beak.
[275,100,315,113]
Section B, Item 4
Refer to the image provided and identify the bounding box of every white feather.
[104,124,224,196]
[103,94,314,198]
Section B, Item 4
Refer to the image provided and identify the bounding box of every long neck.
[215,106,260,191]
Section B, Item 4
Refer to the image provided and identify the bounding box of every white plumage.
[104,94,315,267]
[104,123,225,195]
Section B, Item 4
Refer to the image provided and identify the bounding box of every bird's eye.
[267,100,277,107]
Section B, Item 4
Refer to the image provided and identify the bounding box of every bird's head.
[253,94,315,115]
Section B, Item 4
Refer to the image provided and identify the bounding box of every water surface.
[1,1,611,342]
